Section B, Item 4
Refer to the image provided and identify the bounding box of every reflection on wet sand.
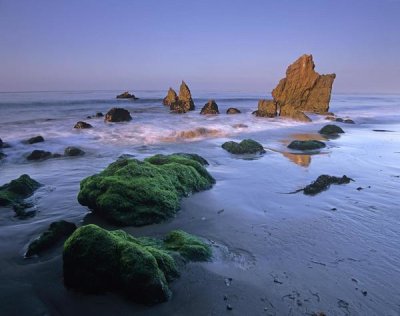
[161,127,224,142]
[282,152,312,167]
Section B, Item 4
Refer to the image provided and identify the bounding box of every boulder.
[222,139,265,155]
[0,174,41,209]
[254,100,277,118]
[272,54,336,116]
[279,106,312,122]
[116,91,138,99]
[200,100,219,115]
[287,140,326,150]
[64,147,85,157]
[170,81,195,113]
[26,221,77,257]
[95,112,104,118]
[74,121,92,129]
[344,119,355,124]
[303,175,353,195]
[163,88,178,106]
[226,108,241,114]
[0,138,3,148]
[26,136,44,144]
[78,154,215,226]
[27,150,52,161]
[63,225,211,304]
[319,124,344,135]
[104,108,132,122]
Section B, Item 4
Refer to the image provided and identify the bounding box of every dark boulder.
[288,140,326,150]
[95,112,104,118]
[0,152,6,160]
[105,108,132,122]
[222,139,265,155]
[226,108,241,114]
[0,174,41,209]
[116,91,138,99]
[200,100,219,115]
[0,138,3,148]
[27,150,52,161]
[26,221,77,257]
[64,147,85,157]
[74,121,93,129]
[319,124,344,135]
[26,136,44,144]
[303,175,353,195]
[344,119,355,124]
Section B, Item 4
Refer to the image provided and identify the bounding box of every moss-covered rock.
[287,140,326,150]
[78,154,215,226]
[0,175,41,208]
[319,124,345,135]
[63,224,211,305]
[303,175,353,195]
[26,221,77,257]
[222,139,265,155]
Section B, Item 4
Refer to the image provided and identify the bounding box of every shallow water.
[0,91,400,315]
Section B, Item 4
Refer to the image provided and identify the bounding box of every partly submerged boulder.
[163,88,178,106]
[95,112,104,118]
[27,150,52,161]
[0,174,41,209]
[288,140,326,150]
[303,175,353,195]
[77,154,215,226]
[74,121,92,129]
[222,139,265,155]
[255,100,277,118]
[0,138,3,148]
[26,221,77,257]
[26,136,44,144]
[319,124,344,135]
[104,108,132,122]
[200,100,219,115]
[226,108,241,114]
[170,81,195,113]
[64,147,85,157]
[116,91,138,99]
[272,54,336,115]
[63,224,211,304]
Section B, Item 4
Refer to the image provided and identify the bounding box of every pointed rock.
[200,100,219,115]
[163,88,178,106]
[171,81,195,113]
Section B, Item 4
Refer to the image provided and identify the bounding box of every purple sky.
[1,0,399,93]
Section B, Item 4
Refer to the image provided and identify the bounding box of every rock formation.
[170,81,195,113]
[104,108,132,122]
[254,100,277,118]
[226,108,241,114]
[116,91,138,99]
[74,121,92,129]
[200,100,219,115]
[163,88,178,106]
[26,135,45,144]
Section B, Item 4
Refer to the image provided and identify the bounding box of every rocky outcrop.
[26,136,44,144]
[64,147,85,157]
[222,139,265,155]
[163,88,178,106]
[200,100,219,115]
[104,108,132,122]
[254,100,277,118]
[116,91,138,99]
[170,81,195,113]
[272,54,335,115]
[226,108,241,114]
[74,121,92,129]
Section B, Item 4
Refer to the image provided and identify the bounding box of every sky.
[0,0,399,93]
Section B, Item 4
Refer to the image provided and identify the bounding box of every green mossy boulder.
[0,175,41,208]
[318,124,345,135]
[287,140,326,150]
[303,175,353,195]
[26,220,77,257]
[63,224,211,305]
[222,139,266,154]
[78,154,215,226]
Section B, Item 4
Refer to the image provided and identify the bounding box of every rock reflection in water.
[282,152,312,167]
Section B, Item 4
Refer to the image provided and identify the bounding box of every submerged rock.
[63,224,211,304]
[287,140,326,150]
[77,153,215,226]
[303,175,353,195]
[105,108,132,122]
[272,54,336,115]
[255,100,277,118]
[26,135,44,144]
[0,138,3,148]
[116,91,138,99]
[319,124,344,135]
[222,139,265,155]
[343,119,355,124]
[64,147,85,157]
[163,88,178,106]
[27,150,52,161]
[26,221,77,257]
[170,81,195,113]
[95,112,104,118]
[74,121,92,129]
[200,100,219,115]
[226,108,241,114]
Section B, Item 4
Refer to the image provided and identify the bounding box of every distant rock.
[64,147,85,157]
[170,81,195,113]
[288,140,326,150]
[116,91,138,99]
[254,100,277,118]
[26,136,44,144]
[95,112,104,118]
[272,54,336,115]
[74,121,93,129]
[200,100,219,115]
[343,119,355,124]
[222,139,265,155]
[27,150,52,161]
[319,124,344,135]
[163,88,178,106]
[226,108,241,114]
[0,138,3,148]
[104,108,132,122]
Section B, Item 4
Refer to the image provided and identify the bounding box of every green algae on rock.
[0,174,41,208]
[303,175,353,195]
[287,140,326,150]
[63,224,211,305]
[26,220,77,257]
[318,124,345,135]
[78,154,215,226]
[222,139,266,155]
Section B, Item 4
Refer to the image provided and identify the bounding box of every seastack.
[272,54,336,117]
[163,88,178,106]
[170,81,195,113]
[200,100,219,115]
